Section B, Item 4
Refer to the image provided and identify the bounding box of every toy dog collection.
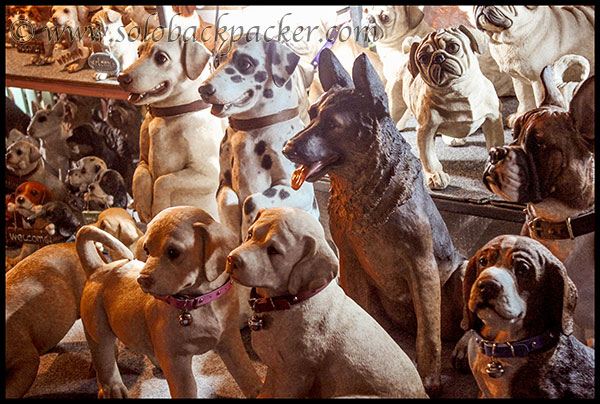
[4,5,595,399]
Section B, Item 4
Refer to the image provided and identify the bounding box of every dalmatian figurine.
[199,34,319,241]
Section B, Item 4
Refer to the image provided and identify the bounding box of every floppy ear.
[250,208,267,227]
[76,6,89,22]
[183,39,211,81]
[117,219,143,247]
[193,221,238,282]
[106,8,122,23]
[318,48,354,91]
[568,75,594,150]
[539,65,567,109]
[404,6,424,30]
[457,24,488,55]
[352,53,389,115]
[266,40,300,87]
[287,235,338,295]
[545,252,578,335]
[407,40,420,78]
[28,144,42,163]
[460,255,479,331]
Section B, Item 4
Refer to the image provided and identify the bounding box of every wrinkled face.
[105,99,138,128]
[362,6,401,43]
[474,6,536,34]
[67,156,107,190]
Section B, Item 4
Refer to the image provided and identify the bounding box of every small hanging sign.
[88,52,120,76]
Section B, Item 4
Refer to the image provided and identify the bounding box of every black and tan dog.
[461,235,594,398]
[282,48,466,396]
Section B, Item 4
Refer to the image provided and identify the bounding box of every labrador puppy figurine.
[92,207,145,260]
[461,235,594,398]
[404,25,504,190]
[226,207,427,398]
[75,206,262,398]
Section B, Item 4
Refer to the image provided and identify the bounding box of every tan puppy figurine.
[118,31,223,223]
[5,242,88,398]
[75,206,262,398]
[474,6,595,127]
[92,207,145,260]
[226,207,428,398]
[404,25,504,190]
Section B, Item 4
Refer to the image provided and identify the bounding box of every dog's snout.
[488,147,508,164]
[117,72,133,88]
[477,278,502,299]
[226,254,243,273]
[198,83,216,98]
[432,52,446,64]
[137,274,154,290]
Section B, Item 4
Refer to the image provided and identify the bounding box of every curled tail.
[76,225,134,277]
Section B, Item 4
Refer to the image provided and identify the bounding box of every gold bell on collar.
[179,311,193,327]
[485,357,504,378]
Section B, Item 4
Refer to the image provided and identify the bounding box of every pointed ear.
[183,39,211,81]
[266,40,300,87]
[404,6,424,30]
[545,252,578,335]
[52,100,65,117]
[407,40,420,78]
[106,8,122,23]
[539,65,567,109]
[193,221,238,282]
[31,101,42,114]
[287,235,338,295]
[352,53,389,114]
[117,219,143,247]
[568,75,594,149]
[457,24,488,55]
[460,255,479,331]
[318,48,354,91]
[76,6,89,22]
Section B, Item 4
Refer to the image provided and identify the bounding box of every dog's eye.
[38,116,47,123]
[418,53,430,65]
[378,13,389,24]
[30,190,38,196]
[63,8,69,13]
[155,52,168,65]
[16,149,23,156]
[446,42,460,54]
[267,246,279,256]
[245,229,253,242]
[81,168,86,174]
[478,256,488,267]
[515,261,531,277]
[167,248,180,259]
[143,244,149,255]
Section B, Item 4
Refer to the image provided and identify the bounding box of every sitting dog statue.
[5,242,88,397]
[226,207,428,398]
[198,34,319,241]
[84,168,129,210]
[461,235,594,398]
[75,206,262,398]
[483,66,595,344]
[283,49,467,396]
[403,25,505,190]
[118,30,222,223]
[101,98,142,162]
[474,6,595,127]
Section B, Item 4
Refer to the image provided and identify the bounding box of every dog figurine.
[58,93,103,134]
[6,128,39,150]
[84,168,129,210]
[404,25,505,190]
[198,34,319,241]
[75,206,263,398]
[474,5,595,128]
[26,200,81,239]
[461,235,594,398]
[5,242,88,397]
[66,155,107,194]
[118,31,222,223]
[483,67,595,344]
[282,49,467,396]
[92,207,145,260]
[90,8,140,81]
[65,124,125,179]
[49,6,93,73]
[6,140,68,202]
[9,5,55,65]
[101,97,142,162]
[226,207,428,398]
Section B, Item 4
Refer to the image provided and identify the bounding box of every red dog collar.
[248,280,331,313]
[154,277,233,311]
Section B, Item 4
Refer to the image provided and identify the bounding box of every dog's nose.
[198,83,216,98]
[88,184,95,191]
[117,72,133,88]
[6,152,11,159]
[432,52,446,64]
[488,147,508,164]
[226,254,243,273]
[16,196,25,204]
[52,17,59,25]
[137,274,154,290]
[477,278,502,299]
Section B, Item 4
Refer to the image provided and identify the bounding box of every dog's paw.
[98,382,129,399]
[442,135,468,147]
[425,171,450,190]
[422,374,443,398]
[451,330,473,374]
[7,202,16,212]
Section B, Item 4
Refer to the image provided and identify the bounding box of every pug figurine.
[403,24,505,190]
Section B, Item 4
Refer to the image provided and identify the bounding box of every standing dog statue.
[283,49,467,396]
[483,66,595,344]
[118,31,223,223]
[198,34,319,241]
[404,25,505,190]
[474,5,595,127]
[226,207,427,398]
[75,206,262,398]
[461,235,594,398]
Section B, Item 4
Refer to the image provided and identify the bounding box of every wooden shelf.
[5,47,129,100]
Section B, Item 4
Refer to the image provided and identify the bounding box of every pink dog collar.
[154,277,233,311]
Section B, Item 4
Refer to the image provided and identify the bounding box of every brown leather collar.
[228,107,299,131]
[248,280,331,313]
[526,205,595,240]
[148,99,210,118]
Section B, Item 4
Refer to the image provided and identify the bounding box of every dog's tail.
[76,225,134,277]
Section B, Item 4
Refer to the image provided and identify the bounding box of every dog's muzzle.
[475,6,513,30]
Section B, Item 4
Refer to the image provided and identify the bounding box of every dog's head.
[462,235,578,339]
[51,6,88,28]
[58,94,103,132]
[6,129,34,149]
[198,34,300,118]
[27,101,64,139]
[13,181,54,217]
[407,25,487,88]
[66,124,103,161]
[101,98,142,130]
[90,8,125,50]
[137,206,238,296]
[483,67,595,209]
[6,140,42,176]
[362,6,424,44]
[117,31,211,106]
[66,156,107,192]
[226,207,338,296]
[85,169,128,209]
[10,6,51,29]
[93,207,143,248]
[474,6,539,39]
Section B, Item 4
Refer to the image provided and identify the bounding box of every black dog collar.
[525,206,595,240]
[474,329,557,358]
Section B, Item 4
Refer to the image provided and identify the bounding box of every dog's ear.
[193,221,238,282]
[266,40,300,87]
[116,218,143,247]
[352,53,389,115]
[460,255,479,331]
[568,75,595,150]
[76,6,89,22]
[540,65,567,109]
[318,48,354,91]
[31,101,42,115]
[404,6,424,30]
[105,8,122,23]
[545,251,578,335]
[28,144,42,163]
[183,39,211,81]
[407,40,420,79]
[457,24,488,55]
[52,100,65,117]
[250,208,266,227]
[287,235,338,296]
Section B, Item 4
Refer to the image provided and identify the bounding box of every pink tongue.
[211,104,225,115]
[291,161,325,190]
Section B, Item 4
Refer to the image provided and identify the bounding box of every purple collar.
[473,329,558,358]
[154,277,233,311]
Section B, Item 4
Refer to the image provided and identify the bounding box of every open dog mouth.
[210,89,255,117]
[291,155,340,190]
[128,81,170,104]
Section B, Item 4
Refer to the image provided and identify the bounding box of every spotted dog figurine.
[198,34,319,241]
